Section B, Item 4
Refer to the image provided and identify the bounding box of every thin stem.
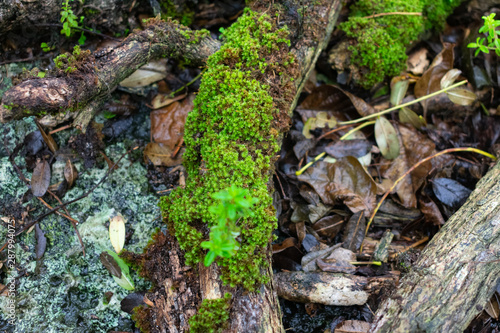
[295,152,325,176]
[339,80,468,126]
[365,147,497,236]
[340,120,376,140]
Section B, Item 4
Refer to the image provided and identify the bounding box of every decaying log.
[275,271,398,306]
[0,18,220,129]
[371,160,500,332]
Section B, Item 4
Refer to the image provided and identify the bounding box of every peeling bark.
[371,160,500,332]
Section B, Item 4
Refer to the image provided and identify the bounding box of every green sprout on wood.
[201,185,259,267]
[468,13,500,56]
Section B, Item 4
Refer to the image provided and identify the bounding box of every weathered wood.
[0,18,220,129]
[371,160,500,332]
[275,271,398,306]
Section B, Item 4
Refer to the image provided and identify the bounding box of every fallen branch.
[0,19,220,130]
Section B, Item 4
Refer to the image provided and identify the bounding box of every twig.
[362,12,422,19]
[338,80,468,125]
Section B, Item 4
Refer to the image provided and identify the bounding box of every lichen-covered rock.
[0,117,160,333]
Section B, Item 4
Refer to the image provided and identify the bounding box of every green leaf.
[390,79,409,106]
[105,250,134,290]
[204,250,216,266]
[440,69,462,89]
[374,116,400,159]
[399,107,426,129]
[446,87,477,106]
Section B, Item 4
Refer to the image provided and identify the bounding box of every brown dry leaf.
[312,215,344,239]
[419,196,445,225]
[383,125,435,208]
[296,85,377,123]
[407,47,429,75]
[298,157,377,215]
[334,320,370,333]
[151,92,187,110]
[119,59,167,88]
[150,94,194,149]
[64,159,78,188]
[414,42,454,115]
[143,143,184,167]
[272,237,298,254]
[375,116,400,160]
[325,139,372,159]
[342,211,366,252]
[485,292,500,320]
[31,159,51,197]
[35,121,58,153]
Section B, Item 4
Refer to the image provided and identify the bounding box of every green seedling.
[201,185,259,267]
[468,13,500,56]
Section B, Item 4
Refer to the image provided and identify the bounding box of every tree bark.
[370,160,500,332]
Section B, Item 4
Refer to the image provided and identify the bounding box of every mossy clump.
[188,293,232,333]
[160,0,195,26]
[159,8,296,291]
[339,0,462,88]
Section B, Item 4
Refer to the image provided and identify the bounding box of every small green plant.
[201,185,259,267]
[40,42,55,52]
[60,0,86,45]
[468,13,500,56]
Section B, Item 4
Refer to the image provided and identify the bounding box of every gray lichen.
[0,117,161,332]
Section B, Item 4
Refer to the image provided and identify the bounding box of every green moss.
[339,0,463,88]
[160,0,195,26]
[159,9,294,291]
[188,293,232,333]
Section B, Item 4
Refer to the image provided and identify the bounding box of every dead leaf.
[109,213,126,254]
[383,125,435,208]
[325,139,372,159]
[298,157,377,215]
[342,212,366,252]
[151,92,187,110]
[150,94,194,149]
[296,85,377,123]
[35,120,58,153]
[99,251,122,278]
[31,159,51,197]
[119,59,167,87]
[431,178,472,208]
[419,196,445,225]
[64,159,78,188]
[375,116,400,160]
[312,215,344,239]
[407,47,429,75]
[35,224,47,260]
[143,142,184,167]
[485,293,500,320]
[414,42,454,115]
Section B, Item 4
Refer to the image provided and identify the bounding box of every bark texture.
[371,160,500,333]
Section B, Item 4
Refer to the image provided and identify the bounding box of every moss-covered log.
[0,19,220,129]
[125,1,343,332]
[370,160,500,332]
